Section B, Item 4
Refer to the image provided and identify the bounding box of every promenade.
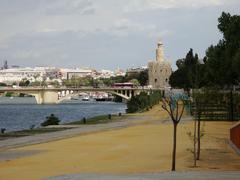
[0,105,239,180]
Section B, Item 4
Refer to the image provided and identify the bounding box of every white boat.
[82,96,90,101]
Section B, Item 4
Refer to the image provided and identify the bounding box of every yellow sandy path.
[0,105,239,180]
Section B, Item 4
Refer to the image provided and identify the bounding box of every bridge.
[0,87,164,104]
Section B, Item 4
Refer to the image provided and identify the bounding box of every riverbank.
[0,113,127,141]
[0,104,239,180]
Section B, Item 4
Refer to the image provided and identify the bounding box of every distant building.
[98,69,114,79]
[148,41,171,88]
[0,67,60,84]
[114,68,125,77]
[60,68,93,80]
[126,67,147,78]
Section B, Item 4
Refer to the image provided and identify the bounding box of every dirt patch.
[0,149,43,162]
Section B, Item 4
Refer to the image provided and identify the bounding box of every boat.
[94,95,113,101]
[70,97,79,100]
[95,97,106,101]
[82,96,90,101]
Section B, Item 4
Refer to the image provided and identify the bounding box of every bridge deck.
[0,87,162,92]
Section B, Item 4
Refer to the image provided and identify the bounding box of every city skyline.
[0,0,239,70]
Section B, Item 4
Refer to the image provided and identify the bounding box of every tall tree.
[204,12,240,88]
[169,49,202,90]
[138,70,148,86]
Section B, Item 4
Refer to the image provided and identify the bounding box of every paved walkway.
[46,171,240,180]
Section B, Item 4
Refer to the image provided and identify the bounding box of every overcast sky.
[0,0,239,70]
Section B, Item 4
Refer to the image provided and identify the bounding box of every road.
[46,171,240,180]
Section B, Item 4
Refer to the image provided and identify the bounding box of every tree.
[169,49,203,91]
[0,82,7,86]
[204,12,240,88]
[130,79,140,87]
[19,79,30,86]
[41,114,60,127]
[138,70,148,86]
[162,96,185,171]
[125,70,148,86]
[192,91,206,162]
[127,91,162,113]
[30,81,41,86]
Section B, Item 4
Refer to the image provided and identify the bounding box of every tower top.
[156,40,164,62]
[157,39,163,48]
[158,40,163,46]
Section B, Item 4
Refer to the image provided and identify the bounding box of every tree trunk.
[197,114,201,160]
[193,118,197,167]
[172,123,177,171]
[230,90,234,121]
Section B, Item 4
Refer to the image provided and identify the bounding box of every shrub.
[127,90,162,113]
[41,114,60,127]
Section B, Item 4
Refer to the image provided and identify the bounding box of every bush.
[127,90,162,113]
[5,92,13,97]
[41,114,60,127]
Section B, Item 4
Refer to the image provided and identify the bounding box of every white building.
[0,67,60,84]
[114,68,125,77]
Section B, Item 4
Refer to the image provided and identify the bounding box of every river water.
[0,97,126,132]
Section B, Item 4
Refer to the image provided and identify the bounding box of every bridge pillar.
[127,90,130,98]
[31,91,59,104]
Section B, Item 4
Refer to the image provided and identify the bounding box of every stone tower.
[156,41,164,62]
[148,41,171,88]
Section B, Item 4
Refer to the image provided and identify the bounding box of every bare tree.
[193,91,205,160]
[162,97,185,171]
[196,101,202,160]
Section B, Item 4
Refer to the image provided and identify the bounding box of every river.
[0,97,126,132]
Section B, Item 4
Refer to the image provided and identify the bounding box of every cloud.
[44,0,95,15]
[124,0,236,12]
[110,18,171,38]
[0,0,239,70]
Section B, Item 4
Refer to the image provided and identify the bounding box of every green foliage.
[19,80,30,87]
[30,81,41,86]
[130,79,140,86]
[62,77,92,87]
[127,91,162,113]
[170,12,240,89]
[5,92,13,97]
[0,82,7,86]
[138,70,148,86]
[125,70,148,87]
[62,76,126,88]
[204,12,240,88]
[169,49,204,90]
[41,114,60,127]
[113,95,123,102]
[110,76,125,84]
[125,72,139,82]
